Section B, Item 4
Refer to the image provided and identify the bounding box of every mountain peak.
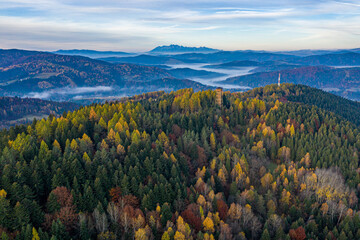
[149,44,219,53]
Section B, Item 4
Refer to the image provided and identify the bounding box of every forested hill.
[0,85,360,240]
[240,84,360,126]
[0,96,79,128]
[220,66,360,101]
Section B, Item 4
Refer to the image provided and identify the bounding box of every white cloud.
[0,0,359,50]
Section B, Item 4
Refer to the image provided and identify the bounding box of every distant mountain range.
[149,44,219,53]
[172,51,295,63]
[289,52,360,66]
[100,51,297,64]
[99,54,200,65]
[201,52,360,68]
[53,47,360,66]
[54,49,131,58]
[274,48,360,56]
[51,46,360,58]
[0,49,210,100]
[2,47,360,102]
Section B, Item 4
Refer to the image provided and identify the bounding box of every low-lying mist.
[26,86,113,100]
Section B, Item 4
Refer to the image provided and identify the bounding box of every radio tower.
[278,73,281,86]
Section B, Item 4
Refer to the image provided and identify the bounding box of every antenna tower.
[278,73,281,86]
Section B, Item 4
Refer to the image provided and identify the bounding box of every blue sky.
[0,0,359,51]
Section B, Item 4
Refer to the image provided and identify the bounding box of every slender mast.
[278,73,281,86]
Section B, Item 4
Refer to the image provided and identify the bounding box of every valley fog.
[166,63,255,88]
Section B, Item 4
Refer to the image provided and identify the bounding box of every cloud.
[150,8,296,23]
[0,0,359,51]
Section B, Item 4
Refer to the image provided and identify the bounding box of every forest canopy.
[0,83,359,240]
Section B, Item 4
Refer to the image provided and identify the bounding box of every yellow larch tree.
[174,231,185,240]
[203,216,215,233]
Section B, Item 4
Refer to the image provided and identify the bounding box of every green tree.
[260,229,271,240]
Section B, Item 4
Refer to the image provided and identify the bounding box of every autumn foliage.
[0,85,359,240]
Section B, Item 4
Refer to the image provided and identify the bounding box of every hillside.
[111,77,211,95]
[203,60,261,69]
[0,49,209,100]
[0,96,79,128]
[239,84,360,126]
[0,49,171,88]
[290,52,360,66]
[249,63,303,73]
[0,85,359,239]
[167,68,225,79]
[221,66,360,100]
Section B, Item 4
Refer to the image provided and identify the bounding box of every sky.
[0,0,360,52]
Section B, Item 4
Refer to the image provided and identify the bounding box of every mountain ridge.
[149,44,219,53]
[54,49,131,58]
[0,49,210,100]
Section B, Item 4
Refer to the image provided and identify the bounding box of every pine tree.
[51,219,69,240]
[79,218,90,240]
[24,224,32,240]
[260,229,271,240]
[0,196,11,229]
[14,202,30,229]
[161,203,172,227]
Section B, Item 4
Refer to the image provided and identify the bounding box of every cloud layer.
[0,0,359,51]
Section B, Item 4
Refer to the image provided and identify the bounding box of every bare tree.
[120,208,132,234]
[219,222,233,240]
[107,202,120,223]
[265,214,282,237]
[337,201,347,224]
[93,209,108,233]
[241,206,262,239]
